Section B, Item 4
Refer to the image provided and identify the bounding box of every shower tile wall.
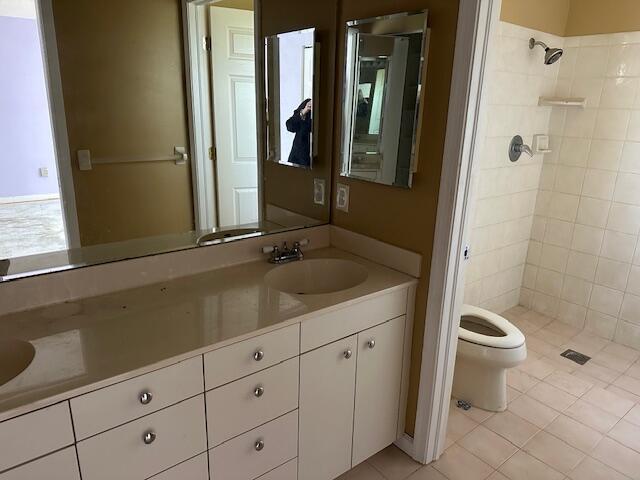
[522,32,640,349]
[464,22,561,314]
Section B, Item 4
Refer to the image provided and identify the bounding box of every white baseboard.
[0,193,60,205]
[394,433,418,462]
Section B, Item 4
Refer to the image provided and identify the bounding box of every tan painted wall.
[565,0,640,36]
[500,0,570,36]
[332,0,459,436]
[501,0,640,37]
[261,0,335,223]
[53,0,194,246]
[215,0,254,10]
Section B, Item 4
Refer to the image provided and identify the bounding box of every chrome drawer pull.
[255,439,265,451]
[254,386,265,397]
[142,430,156,445]
[367,339,376,349]
[253,350,264,361]
[343,349,352,359]
[139,391,153,405]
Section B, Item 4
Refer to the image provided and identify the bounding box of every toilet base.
[452,355,508,412]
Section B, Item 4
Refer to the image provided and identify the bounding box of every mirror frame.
[339,10,429,188]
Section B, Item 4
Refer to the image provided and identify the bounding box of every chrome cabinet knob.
[254,386,264,397]
[139,391,153,405]
[253,350,264,361]
[343,349,352,359]
[254,439,265,451]
[367,339,376,349]
[142,430,156,445]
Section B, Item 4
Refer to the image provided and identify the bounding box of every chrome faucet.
[262,239,309,264]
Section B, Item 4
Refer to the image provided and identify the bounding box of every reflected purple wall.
[0,15,59,198]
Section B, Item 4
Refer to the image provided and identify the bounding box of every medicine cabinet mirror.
[264,28,318,169]
[340,11,429,188]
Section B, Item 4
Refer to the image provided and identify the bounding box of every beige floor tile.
[458,425,518,468]
[406,465,448,480]
[572,331,610,352]
[534,328,572,347]
[567,456,630,480]
[367,445,421,480]
[451,398,495,423]
[522,431,585,474]
[507,369,540,393]
[544,414,603,453]
[502,306,529,318]
[544,371,593,396]
[608,420,640,453]
[524,336,557,356]
[498,450,564,480]
[592,351,635,372]
[571,370,609,389]
[544,321,581,338]
[527,381,577,411]
[542,354,580,374]
[518,358,557,380]
[511,318,544,336]
[432,444,494,480]
[564,399,620,433]
[624,404,640,427]
[508,395,559,429]
[484,411,539,447]
[582,386,635,417]
[613,375,640,397]
[602,343,640,362]
[580,361,622,383]
[561,338,607,358]
[338,462,386,480]
[627,362,640,380]
[506,386,521,403]
[446,408,479,445]
[520,311,554,329]
[487,472,510,480]
[607,384,640,404]
[591,437,640,480]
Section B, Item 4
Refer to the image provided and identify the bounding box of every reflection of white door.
[210,6,257,227]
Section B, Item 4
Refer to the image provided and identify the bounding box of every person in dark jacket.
[285,98,312,167]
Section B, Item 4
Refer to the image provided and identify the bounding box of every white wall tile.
[601,230,637,262]
[561,276,593,306]
[566,250,599,281]
[620,142,640,173]
[582,169,617,200]
[607,203,640,234]
[571,224,605,255]
[594,109,631,140]
[589,284,624,316]
[607,44,640,77]
[595,258,631,290]
[587,140,623,171]
[614,173,640,204]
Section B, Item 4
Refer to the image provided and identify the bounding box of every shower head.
[529,38,564,65]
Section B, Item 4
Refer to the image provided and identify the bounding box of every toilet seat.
[459,304,525,349]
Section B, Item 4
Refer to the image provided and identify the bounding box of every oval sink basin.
[0,339,35,387]
[264,259,368,295]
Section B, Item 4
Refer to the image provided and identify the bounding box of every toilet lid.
[459,304,525,349]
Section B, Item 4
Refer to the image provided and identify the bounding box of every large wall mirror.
[265,28,318,169]
[0,0,329,281]
[340,11,429,188]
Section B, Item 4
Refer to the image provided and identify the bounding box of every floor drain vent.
[560,349,591,365]
[456,400,471,411]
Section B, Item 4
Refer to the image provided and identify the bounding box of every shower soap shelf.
[538,96,586,108]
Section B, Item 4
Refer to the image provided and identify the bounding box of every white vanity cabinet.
[298,315,407,480]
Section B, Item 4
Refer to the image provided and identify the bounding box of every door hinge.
[203,36,212,52]
[209,146,215,161]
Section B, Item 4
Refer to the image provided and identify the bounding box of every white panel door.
[209,6,258,226]
[298,335,357,480]
[352,316,406,466]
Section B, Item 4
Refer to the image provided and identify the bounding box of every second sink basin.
[264,258,368,295]
[0,339,35,387]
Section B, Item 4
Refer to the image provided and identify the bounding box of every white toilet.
[452,304,527,412]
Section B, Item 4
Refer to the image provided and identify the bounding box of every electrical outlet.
[336,183,349,212]
[313,178,325,205]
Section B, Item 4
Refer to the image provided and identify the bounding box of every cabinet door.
[352,316,405,466]
[298,335,357,480]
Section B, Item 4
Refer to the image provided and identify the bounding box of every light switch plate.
[313,178,325,205]
[78,150,92,171]
[38,167,49,177]
[336,183,349,212]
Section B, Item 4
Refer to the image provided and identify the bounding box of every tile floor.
[339,306,640,480]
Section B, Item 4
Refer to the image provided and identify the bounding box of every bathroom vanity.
[0,247,417,480]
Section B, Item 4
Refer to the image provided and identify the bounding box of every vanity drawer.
[256,458,297,480]
[0,447,79,480]
[210,410,298,480]
[0,402,74,472]
[71,356,203,440]
[77,395,206,480]
[204,324,299,389]
[148,453,208,480]
[207,357,299,446]
[300,289,407,352]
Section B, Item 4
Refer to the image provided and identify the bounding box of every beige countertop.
[0,248,416,421]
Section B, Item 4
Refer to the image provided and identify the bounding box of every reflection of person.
[356,89,369,117]
[285,98,312,167]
